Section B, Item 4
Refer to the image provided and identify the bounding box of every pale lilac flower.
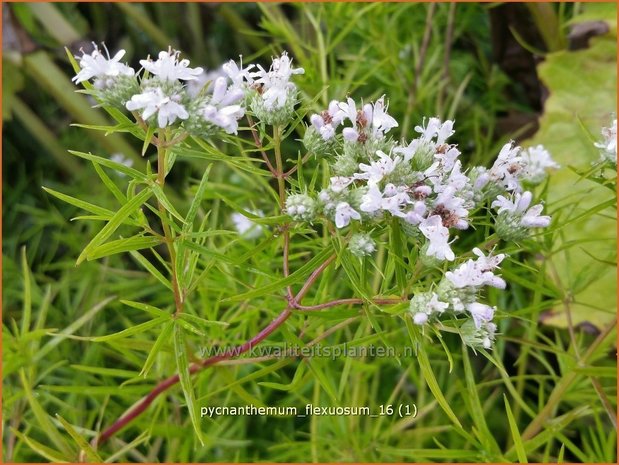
[489,142,524,191]
[355,150,401,184]
[467,302,496,329]
[223,57,255,88]
[126,87,188,128]
[311,101,345,141]
[402,201,427,225]
[420,215,455,261]
[595,118,617,164]
[334,202,361,228]
[492,191,550,228]
[140,49,203,81]
[253,52,304,110]
[72,43,134,86]
[329,176,354,193]
[360,184,384,213]
[446,248,506,290]
[521,145,559,184]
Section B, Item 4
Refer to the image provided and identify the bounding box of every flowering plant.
[47,43,579,447]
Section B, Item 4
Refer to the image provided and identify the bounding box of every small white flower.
[410,292,449,325]
[595,118,617,164]
[223,57,255,88]
[355,150,401,184]
[334,202,361,228]
[126,87,188,128]
[360,184,384,213]
[381,186,411,217]
[419,215,454,261]
[489,142,524,192]
[521,145,559,184]
[253,51,304,110]
[446,248,506,290]
[140,49,203,82]
[311,100,345,141]
[329,176,353,193]
[369,96,399,137]
[491,191,550,228]
[435,146,461,171]
[467,302,496,329]
[414,117,455,145]
[73,43,135,86]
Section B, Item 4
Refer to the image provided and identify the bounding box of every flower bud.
[348,232,376,257]
[285,194,317,221]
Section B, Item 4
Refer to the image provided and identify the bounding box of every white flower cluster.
[595,118,617,165]
[73,45,304,134]
[295,102,557,261]
[411,248,506,349]
[294,100,559,348]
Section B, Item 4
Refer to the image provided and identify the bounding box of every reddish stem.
[294,297,404,311]
[97,308,292,445]
[246,114,276,175]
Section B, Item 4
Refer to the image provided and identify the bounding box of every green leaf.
[504,394,528,463]
[11,429,70,463]
[88,235,161,260]
[43,187,115,218]
[68,150,146,181]
[142,125,157,156]
[405,320,463,429]
[129,250,173,290]
[70,365,139,379]
[140,320,174,377]
[178,313,228,328]
[151,183,185,224]
[184,166,212,233]
[173,323,204,445]
[77,188,152,265]
[224,246,333,301]
[91,317,167,342]
[120,300,170,318]
[55,414,102,463]
[19,370,73,456]
[92,163,126,204]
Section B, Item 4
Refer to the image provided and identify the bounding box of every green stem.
[156,131,183,316]
[273,125,286,209]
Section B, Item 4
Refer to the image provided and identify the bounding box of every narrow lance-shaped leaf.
[140,320,174,377]
[88,235,162,261]
[68,150,147,181]
[184,165,213,233]
[55,414,102,463]
[173,323,205,445]
[77,188,152,265]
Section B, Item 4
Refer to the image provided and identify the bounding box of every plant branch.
[246,114,276,175]
[156,132,183,316]
[294,297,405,311]
[95,253,334,446]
